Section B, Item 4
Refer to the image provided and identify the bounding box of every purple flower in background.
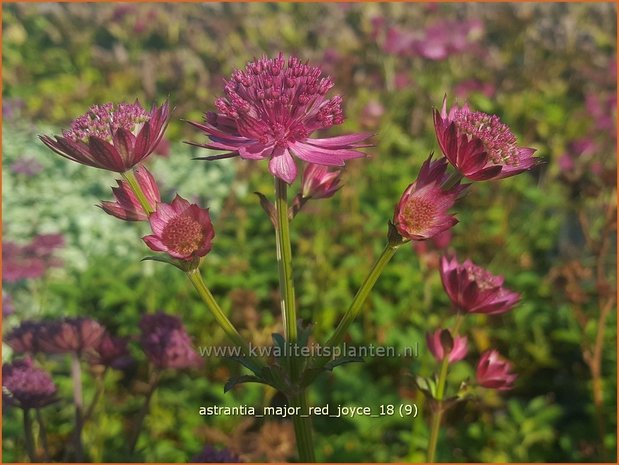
[100,166,161,221]
[88,333,133,370]
[11,157,44,177]
[37,318,106,355]
[189,53,371,183]
[454,79,496,99]
[439,256,520,315]
[5,321,44,353]
[2,234,64,283]
[3,292,15,316]
[139,312,202,370]
[3,358,57,409]
[191,445,242,463]
[40,101,170,172]
[476,350,517,390]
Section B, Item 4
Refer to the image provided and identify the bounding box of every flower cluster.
[189,53,370,183]
[40,101,169,172]
[139,312,202,370]
[2,358,57,410]
[3,234,64,282]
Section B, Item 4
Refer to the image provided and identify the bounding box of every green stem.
[326,244,398,349]
[186,269,250,356]
[291,389,316,462]
[274,179,298,351]
[426,315,462,463]
[23,408,37,462]
[426,356,450,463]
[121,169,154,215]
[273,179,315,462]
[128,369,160,455]
[71,352,84,461]
[35,409,49,461]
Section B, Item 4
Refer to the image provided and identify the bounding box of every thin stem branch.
[121,169,154,215]
[71,352,84,461]
[128,369,160,455]
[186,269,251,356]
[35,409,49,461]
[426,356,450,463]
[326,244,398,349]
[83,368,108,424]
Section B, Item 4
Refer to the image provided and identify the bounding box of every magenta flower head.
[100,166,160,221]
[439,256,520,315]
[433,96,538,180]
[3,358,57,409]
[393,155,468,241]
[301,163,342,199]
[37,317,106,355]
[476,350,517,390]
[189,53,370,184]
[40,101,169,172]
[139,312,202,370]
[143,195,214,262]
[426,329,468,363]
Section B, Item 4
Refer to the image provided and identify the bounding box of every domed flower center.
[401,197,436,234]
[453,110,520,166]
[64,103,150,144]
[162,214,204,257]
[465,263,501,290]
[214,53,344,146]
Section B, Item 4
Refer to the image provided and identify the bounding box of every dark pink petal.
[269,148,297,184]
[88,137,126,172]
[143,235,167,252]
[306,132,373,148]
[133,123,152,161]
[290,142,346,166]
[112,128,137,162]
[238,143,274,160]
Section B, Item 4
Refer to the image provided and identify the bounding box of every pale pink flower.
[143,195,214,261]
[393,155,467,241]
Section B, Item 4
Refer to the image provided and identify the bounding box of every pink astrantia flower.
[143,195,214,261]
[433,96,538,180]
[188,53,370,184]
[100,166,160,221]
[476,350,517,390]
[439,255,520,315]
[40,101,169,172]
[301,163,342,199]
[393,155,468,241]
[426,329,468,363]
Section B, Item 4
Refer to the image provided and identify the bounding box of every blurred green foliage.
[2,2,616,463]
